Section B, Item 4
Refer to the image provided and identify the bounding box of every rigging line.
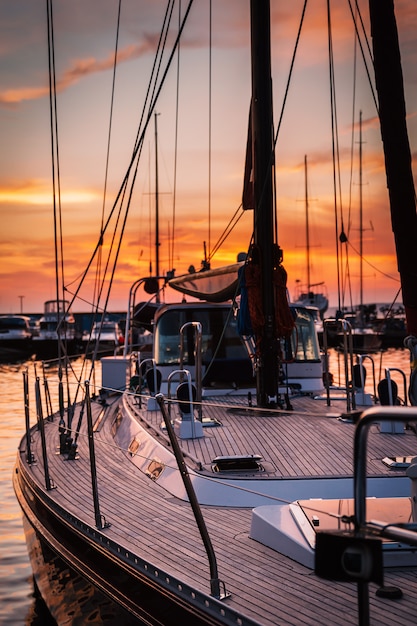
[170,0,182,273]
[327,0,345,313]
[102,0,121,231]
[46,0,74,407]
[208,0,212,259]
[148,142,152,273]
[108,0,176,288]
[46,0,65,362]
[90,0,123,319]
[339,0,359,315]
[85,123,147,343]
[273,0,308,146]
[86,207,131,384]
[213,1,307,273]
[85,0,176,296]
[86,173,132,364]
[121,0,194,212]
[131,0,176,156]
[64,1,195,313]
[347,240,401,283]
[46,0,59,302]
[208,205,245,260]
[347,0,358,239]
[348,0,379,113]
[250,0,307,251]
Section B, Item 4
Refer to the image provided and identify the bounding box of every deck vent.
[382,456,413,468]
[211,454,263,473]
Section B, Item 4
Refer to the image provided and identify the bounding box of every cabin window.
[155,307,249,367]
[289,308,320,361]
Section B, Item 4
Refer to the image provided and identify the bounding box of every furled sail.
[168,262,244,302]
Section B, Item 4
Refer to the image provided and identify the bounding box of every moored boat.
[32,300,80,360]
[82,319,125,358]
[13,2,417,626]
[0,315,34,362]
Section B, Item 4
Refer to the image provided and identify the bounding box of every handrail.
[385,367,407,405]
[167,368,193,415]
[179,321,203,420]
[123,278,147,357]
[156,393,227,600]
[354,405,417,530]
[323,318,356,411]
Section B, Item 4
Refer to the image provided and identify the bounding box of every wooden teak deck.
[15,384,417,626]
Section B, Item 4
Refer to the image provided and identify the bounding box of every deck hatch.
[382,456,413,468]
[211,454,263,473]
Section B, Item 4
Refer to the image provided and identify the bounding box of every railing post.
[35,376,53,490]
[23,369,34,464]
[85,381,108,530]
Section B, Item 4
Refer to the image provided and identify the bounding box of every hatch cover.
[212,454,263,472]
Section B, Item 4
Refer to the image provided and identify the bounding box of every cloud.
[0,180,99,205]
[0,24,205,109]
[0,35,159,107]
[0,85,50,106]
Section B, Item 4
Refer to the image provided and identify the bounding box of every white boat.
[82,319,125,357]
[32,299,80,360]
[0,315,34,362]
[13,2,417,626]
[292,156,329,318]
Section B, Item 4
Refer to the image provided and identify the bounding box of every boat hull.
[32,338,81,361]
[21,514,140,625]
[13,455,254,626]
[0,338,35,363]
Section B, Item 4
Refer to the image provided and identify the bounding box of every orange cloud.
[0,180,99,205]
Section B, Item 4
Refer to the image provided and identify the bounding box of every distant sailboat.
[338,112,382,352]
[293,155,329,318]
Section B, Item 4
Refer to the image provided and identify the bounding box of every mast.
[359,111,364,320]
[250,0,279,408]
[369,0,417,336]
[304,155,311,293]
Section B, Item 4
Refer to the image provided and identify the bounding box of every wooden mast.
[369,0,417,336]
[250,0,279,408]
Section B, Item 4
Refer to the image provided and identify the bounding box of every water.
[0,349,412,624]
[0,358,101,625]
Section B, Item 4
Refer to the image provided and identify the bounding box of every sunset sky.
[1,0,416,315]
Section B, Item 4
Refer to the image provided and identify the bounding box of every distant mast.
[304,155,311,294]
[369,0,417,336]
[359,111,364,317]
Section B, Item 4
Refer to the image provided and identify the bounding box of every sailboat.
[293,155,329,319]
[13,2,417,626]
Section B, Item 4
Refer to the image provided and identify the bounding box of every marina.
[3,1,417,625]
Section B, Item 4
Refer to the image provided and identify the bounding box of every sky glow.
[1,0,416,314]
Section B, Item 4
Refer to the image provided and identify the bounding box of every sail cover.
[168,262,244,302]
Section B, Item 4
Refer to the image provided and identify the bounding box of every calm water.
[0,349,412,624]
[0,357,101,625]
